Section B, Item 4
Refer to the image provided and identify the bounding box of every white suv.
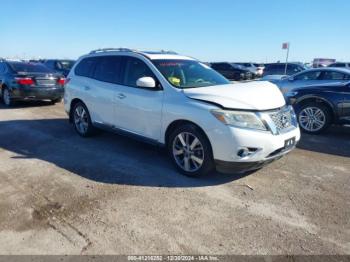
[64,48,300,176]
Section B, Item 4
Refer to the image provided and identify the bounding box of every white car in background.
[64,48,300,176]
[234,62,264,77]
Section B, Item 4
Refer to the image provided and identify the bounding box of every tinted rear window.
[9,62,52,73]
[75,58,96,77]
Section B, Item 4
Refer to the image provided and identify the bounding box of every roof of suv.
[85,48,195,61]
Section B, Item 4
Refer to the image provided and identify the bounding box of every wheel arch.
[69,98,85,122]
[164,119,213,153]
[295,95,336,119]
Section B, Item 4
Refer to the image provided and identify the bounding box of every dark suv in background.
[263,63,306,78]
[0,60,65,106]
[43,59,75,77]
[210,62,253,80]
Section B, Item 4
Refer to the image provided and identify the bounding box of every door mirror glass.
[136,77,156,88]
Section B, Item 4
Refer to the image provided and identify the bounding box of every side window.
[294,71,321,80]
[222,63,232,70]
[286,65,301,75]
[123,57,155,87]
[75,58,96,78]
[93,56,122,84]
[322,71,346,80]
[335,63,345,67]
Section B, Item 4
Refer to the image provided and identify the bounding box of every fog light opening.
[237,147,258,158]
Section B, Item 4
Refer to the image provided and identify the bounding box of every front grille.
[35,78,57,86]
[269,107,294,133]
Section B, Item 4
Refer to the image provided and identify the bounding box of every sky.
[0,0,349,63]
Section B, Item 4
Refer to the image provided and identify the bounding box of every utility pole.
[282,42,290,75]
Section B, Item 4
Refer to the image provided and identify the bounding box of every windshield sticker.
[168,77,181,86]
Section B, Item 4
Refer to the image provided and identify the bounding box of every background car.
[328,62,350,69]
[286,82,350,134]
[262,63,306,79]
[210,62,253,80]
[0,60,65,106]
[43,59,75,77]
[271,68,350,94]
[313,58,336,68]
[234,62,264,77]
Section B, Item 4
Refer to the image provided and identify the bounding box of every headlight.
[211,110,267,131]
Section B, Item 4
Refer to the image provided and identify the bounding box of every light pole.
[282,42,290,75]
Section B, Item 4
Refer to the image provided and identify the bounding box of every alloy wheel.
[172,132,204,172]
[298,107,326,132]
[74,105,89,135]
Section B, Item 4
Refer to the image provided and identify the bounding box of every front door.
[114,57,163,141]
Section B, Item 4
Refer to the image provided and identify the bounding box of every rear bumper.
[10,87,64,100]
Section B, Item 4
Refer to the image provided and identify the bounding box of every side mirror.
[288,76,295,81]
[136,77,156,88]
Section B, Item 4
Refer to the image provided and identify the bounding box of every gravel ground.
[0,101,349,255]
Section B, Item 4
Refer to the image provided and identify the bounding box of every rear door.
[90,56,124,126]
[75,56,123,126]
[114,56,163,141]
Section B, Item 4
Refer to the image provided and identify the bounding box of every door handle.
[118,93,126,99]
[84,85,91,91]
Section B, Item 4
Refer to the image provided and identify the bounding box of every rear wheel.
[2,87,12,107]
[168,124,214,177]
[72,102,95,137]
[297,102,332,134]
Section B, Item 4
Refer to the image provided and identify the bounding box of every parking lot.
[0,101,349,255]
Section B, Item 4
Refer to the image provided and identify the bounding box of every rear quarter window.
[75,58,96,77]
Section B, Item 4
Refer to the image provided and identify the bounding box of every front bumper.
[10,87,64,100]
[206,106,300,174]
[215,144,296,174]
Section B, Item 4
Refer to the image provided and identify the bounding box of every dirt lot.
[0,101,349,255]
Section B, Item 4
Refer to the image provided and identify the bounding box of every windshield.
[9,62,53,73]
[152,59,229,89]
[58,60,75,70]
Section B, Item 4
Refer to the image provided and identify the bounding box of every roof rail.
[89,48,136,54]
[159,50,178,54]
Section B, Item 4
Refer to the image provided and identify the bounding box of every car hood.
[183,81,285,110]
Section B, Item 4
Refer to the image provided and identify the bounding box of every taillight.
[57,78,66,85]
[16,77,34,85]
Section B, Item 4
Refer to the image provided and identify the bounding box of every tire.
[2,87,13,107]
[72,102,96,137]
[296,102,332,134]
[168,123,215,177]
[51,98,62,104]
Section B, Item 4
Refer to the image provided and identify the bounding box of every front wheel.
[297,102,332,134]
[168,124,214,177]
